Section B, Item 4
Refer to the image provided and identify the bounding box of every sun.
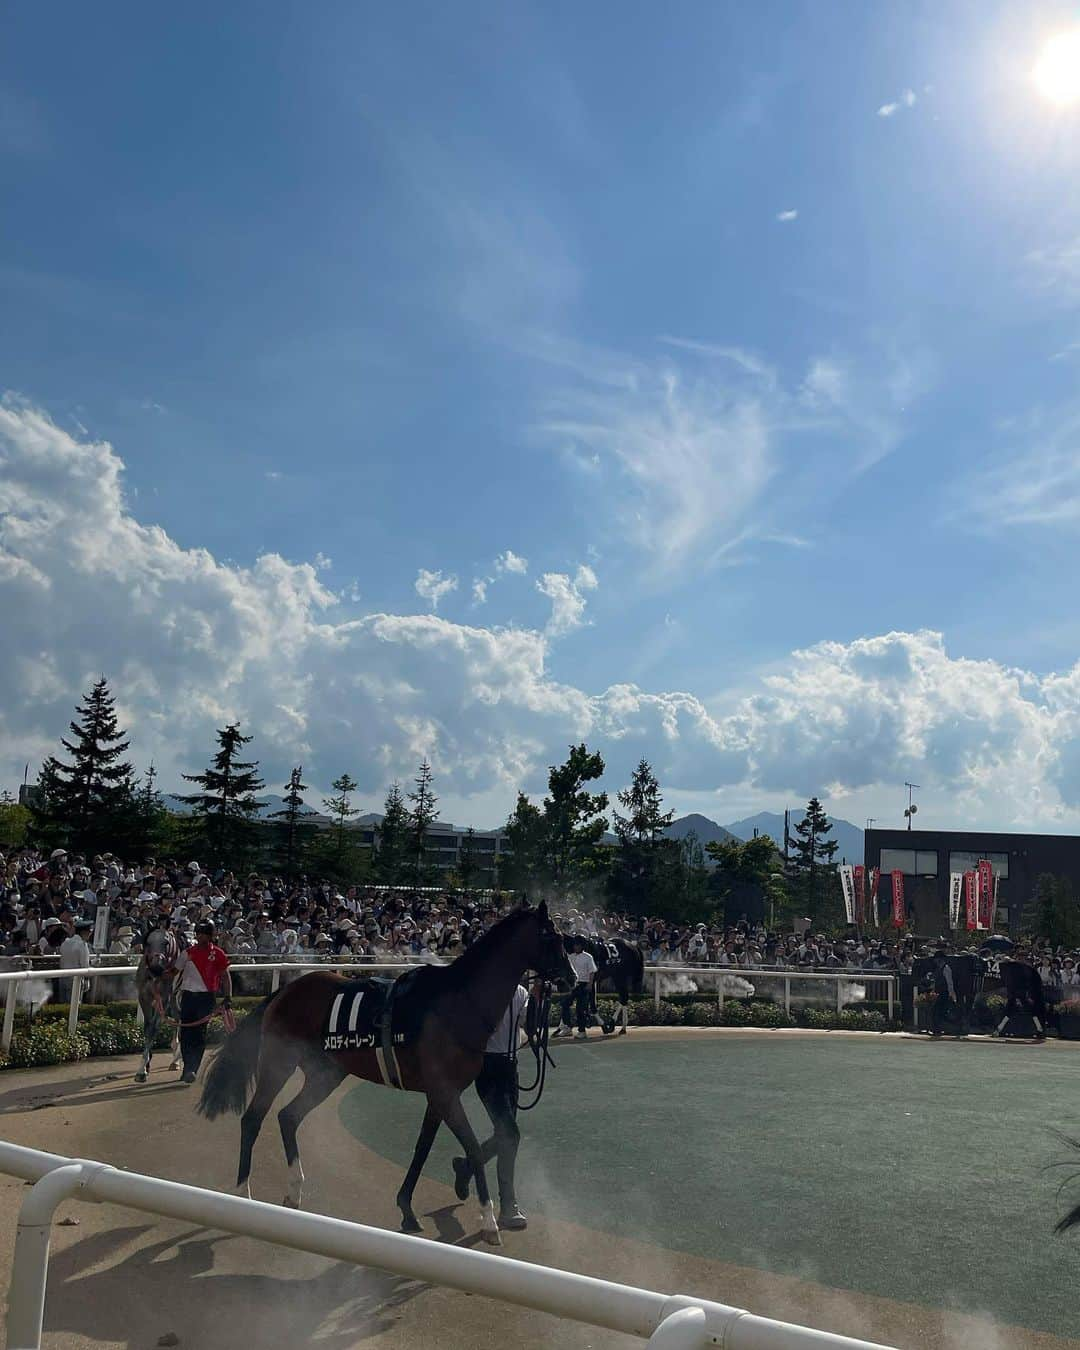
[1034,29,1080,105]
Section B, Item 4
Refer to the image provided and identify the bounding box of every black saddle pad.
[322,967,438,1053]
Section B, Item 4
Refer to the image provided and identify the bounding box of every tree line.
[5,676,846,925]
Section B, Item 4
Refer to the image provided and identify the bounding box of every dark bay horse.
[560,934,644,1034]
[198,900,572,1244]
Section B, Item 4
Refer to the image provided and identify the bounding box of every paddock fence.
[0,1138,897,1350]
[0,962,898,1055]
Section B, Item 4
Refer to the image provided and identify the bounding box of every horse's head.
[524,901,575,992]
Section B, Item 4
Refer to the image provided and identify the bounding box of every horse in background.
[134,925,181,1082]
[559,934,644,1035]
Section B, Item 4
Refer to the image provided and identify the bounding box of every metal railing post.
[270,969,281,993]
[784,977,791,1016]
[887,979,894,1022]
[6,1162,107,1350]
[2,975,19,1055]
[836,979,844,1015]
[654,969,660,1009]
[67,977,82,1038]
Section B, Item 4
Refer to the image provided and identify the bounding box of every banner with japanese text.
[977,859,994,931]
[948,873,963,929]
[965,871,978,930]
[891,869,905,927]
[853,864,866,927]
[870,867,880,927]
[839,865,855,924]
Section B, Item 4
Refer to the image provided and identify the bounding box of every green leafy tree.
[542,743,609,900]
[708,833,786,926]
[323,773,359,859]
[0,791,31,849]
[178,724,265,872]
[270,766,319,877]
[608,758,680,916]
[375,783,409,884]
[407,759,439,886]
[33,677,135,853]
[501,792,546,892]
[786,798,840,925]
[677,830,711,918]
[1026,873,1080,947]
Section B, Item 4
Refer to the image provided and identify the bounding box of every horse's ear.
[537,899,548,919]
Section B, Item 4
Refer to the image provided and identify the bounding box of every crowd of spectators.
[0,845,1073,991]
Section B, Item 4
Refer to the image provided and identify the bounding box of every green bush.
[6,1024,90,1069]
[80,1015,147,1057]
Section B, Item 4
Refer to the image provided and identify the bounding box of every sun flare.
[1034,29,1080,105]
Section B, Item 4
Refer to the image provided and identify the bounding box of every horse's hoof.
[617,1027,627,1036]
[480,1228,502,1246]
[134,1072,147,1084]
[282,1196,300,1209]
[400,1216,422,1234]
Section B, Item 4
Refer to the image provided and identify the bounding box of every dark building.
[864,826,1080,937]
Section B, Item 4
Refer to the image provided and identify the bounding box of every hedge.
[554,995,892,1034]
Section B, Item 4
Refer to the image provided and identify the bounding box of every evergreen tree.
[178,724,265,871]
[786,798,839,925]
[407,758,439,886]
[33,677,135,853]
[270,766,318,877]
[323,773,360,859]
[501,792,546,892]
[375,783,409,884]
[608,758,679,916]
[128,762,173,859]
[678,830,711,919]
[542,743,608,900]
[458,827,479,891]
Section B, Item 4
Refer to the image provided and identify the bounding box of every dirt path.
[0,1035,1075,1349]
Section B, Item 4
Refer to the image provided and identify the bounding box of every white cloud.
[472,578,489,605]
[776,209,798,222]
[954,404,1080,529]
[536,564,598,637]
[494,549,529,575]
[878,88,917,117]
[8,402,1080,827]
[414,568,459,610]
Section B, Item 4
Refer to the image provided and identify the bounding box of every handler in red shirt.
[174,919,232,1084]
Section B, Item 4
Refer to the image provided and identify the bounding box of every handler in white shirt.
[451,983,530,1231]
[555,937,598,1041]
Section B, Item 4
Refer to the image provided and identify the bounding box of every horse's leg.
[169,1025,182,1071]
[238,1035,297,1199]
[396,1103,441,1232]
[135,988,154,1083]
[434,1090,501,1245]
[277,1054,346,1209]
[616,977,629,1034]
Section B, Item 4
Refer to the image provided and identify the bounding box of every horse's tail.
[197,993,277,1120]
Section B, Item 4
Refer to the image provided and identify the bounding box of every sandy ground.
[0,1029,1075,1350]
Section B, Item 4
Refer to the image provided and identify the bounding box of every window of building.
[948,851,1009,878]
[879,848,938,876]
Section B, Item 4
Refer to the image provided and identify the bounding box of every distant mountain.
[663,813,738,848]
[725,811,864,864]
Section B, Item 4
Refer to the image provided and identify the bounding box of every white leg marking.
[285,1158,305,1208]
[479,1199,500,1244]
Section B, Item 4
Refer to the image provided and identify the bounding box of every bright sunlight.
[1034,28,1080,104]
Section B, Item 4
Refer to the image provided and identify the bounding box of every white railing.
[648,966,897,1020]
[0,960,899,1055]
[0,1138,896,1350]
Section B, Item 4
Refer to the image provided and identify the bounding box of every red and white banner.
[964,871,978,930]
[977,859,994,931]
[839,865,855,924]
[948,873,963,929]
[853,864,866,927]
[870,867,880,927]
[891,869,905,927]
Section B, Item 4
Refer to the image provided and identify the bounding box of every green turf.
[339,1036,1080,1339]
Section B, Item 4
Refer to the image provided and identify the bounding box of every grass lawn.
[340,1034,1080,1339]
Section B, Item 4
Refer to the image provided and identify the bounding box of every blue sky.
[5,1,1080,832]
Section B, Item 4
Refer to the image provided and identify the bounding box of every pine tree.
[786,798,839,924]
[458,827,479,891]
[127,762,172,858]
[542,743,609,900]
[375,783,409,884]
[407,758,439,886]
[608,758,678,916]
[33,678,135,853]
[178,724,265,871]
[323,773,360,859]
[270,766,318,877]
